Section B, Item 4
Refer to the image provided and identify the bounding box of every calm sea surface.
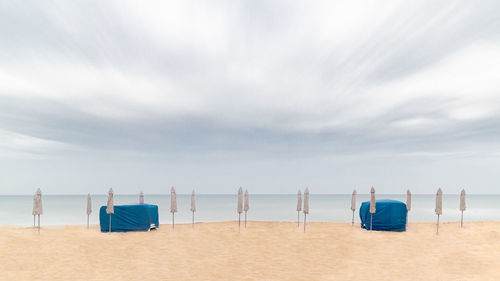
[0,194,498,226]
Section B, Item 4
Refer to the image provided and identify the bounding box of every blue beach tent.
[359,199,407,231]
[99,204,159,232]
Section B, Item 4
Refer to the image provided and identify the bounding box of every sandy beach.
[1,221,499,280]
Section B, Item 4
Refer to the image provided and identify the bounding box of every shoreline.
[2,219,499,228]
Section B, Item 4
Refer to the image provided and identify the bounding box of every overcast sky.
[1,0,499,194]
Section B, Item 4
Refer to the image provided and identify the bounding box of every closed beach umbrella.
[86,194,92,228]
[406,190,411,211]
[369,187,376,231]
[106,188,114,232]
[350,190,357,226]
[36,189,43,232]
[435,188,443,234]
[139,191,144,204]
[36,188,43,215]
[32,194,37,228]
[244,190,249,228]
[237,187,243,231]
[460,189,466,228]
[32,188,43,232]
[303,188,310,233]
[190,190,196,227]
[170,187,177,229]
[296,190,302,227]
[106,188,114,214]
[406,189,411,225]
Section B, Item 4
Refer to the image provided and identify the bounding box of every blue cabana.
[99,204,159,232]
[359,199,407,231]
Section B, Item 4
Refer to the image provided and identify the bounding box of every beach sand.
[1,221,499,280]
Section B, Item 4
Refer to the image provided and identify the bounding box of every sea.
[0,194,498,226]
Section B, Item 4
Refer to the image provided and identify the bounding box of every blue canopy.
[99,204,159,232]
[359,199,407,231]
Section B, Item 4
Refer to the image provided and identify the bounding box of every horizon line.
[0,193,494,196]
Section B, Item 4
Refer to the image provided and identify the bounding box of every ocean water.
[0,194,498,226]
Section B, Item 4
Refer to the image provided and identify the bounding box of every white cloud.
[0,129,75,158]
[1,0,498,132]
[366,43,500,123]
[1,1,500,194]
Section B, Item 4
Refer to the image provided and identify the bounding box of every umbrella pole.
[172,213,175,230]
[238,213,241,233]
[461,211,463,228]
[87,214,89,229]
[33,215,35,228]
[192,211,194,228]
[109,214,112,233]
[436,214,440,235]
[297,211,300,227]
[352,210,354,226]
[38,214,40,234]
[370,214,373,231]
[304,214,307,233]
[245,211,247,228]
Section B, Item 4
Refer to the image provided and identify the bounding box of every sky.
[0,0,499,195]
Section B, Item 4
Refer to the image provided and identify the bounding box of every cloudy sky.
[1,0,499,194]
